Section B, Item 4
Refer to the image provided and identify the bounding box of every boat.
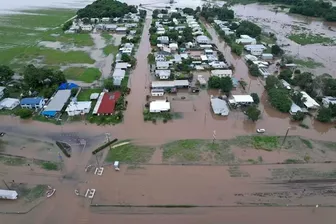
[46,187,56,198]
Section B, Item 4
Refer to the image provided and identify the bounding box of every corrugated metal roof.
[97,91,121,114]
[44,90,71,112]
[20,97,43,105]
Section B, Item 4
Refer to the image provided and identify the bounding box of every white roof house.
[149,100,170,113]
[301,91,320,109]
[151,80,189,89]
[66,101,92,116]
[244,54,258,62]
[211,70,233,77]
[112,69,126,79]
[236,35,257,45]
[0,98,19,110]
[230,95,254,105]
[197,75,207,85]
[258,67,271,78]
[156,61,170,70]
[281,79,291,90]
[290,103,302,115]
[157,36,169,44]
[115,62,131,70]
[196,35,210,44]
[322,96,336,108]
[155,70,171,80]
[211,97,229,116]
[169,43,178,51]
[43,90,71,114]
[90,93,99,100]
[244,44,266,51]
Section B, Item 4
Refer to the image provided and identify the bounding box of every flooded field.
[232,4,336,76]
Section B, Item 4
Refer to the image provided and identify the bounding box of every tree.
[291,91,306,107]
[147,53,155,64]
[0,65,14,84]
[250,93,260,104]
[182,27,194,42]
[316,107,332,123]
[278,69,292,82]
[292,111,305,121]
[292,72,313,91]
[231,43,243,56]
[183,8,195,15]
[220,76,233,93]
[249,64,260,77]
[121,53,131,62]
[265,76,281,90]
[71,88,78,97]
[208,76,221,89]
[16,108,33,119]
[245,106,261,122]
[268,88,292,112]
[323,78,336,97]
[235,21,262,38]
[62,20,73,31]
[104,79,114,92]
[271,45,283,56]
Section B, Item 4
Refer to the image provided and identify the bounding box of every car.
[0,132,5,137]
[256,129,265,133]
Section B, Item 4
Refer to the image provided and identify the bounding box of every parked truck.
[0,189,18,200]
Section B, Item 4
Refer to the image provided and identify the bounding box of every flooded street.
[232,4,336,77]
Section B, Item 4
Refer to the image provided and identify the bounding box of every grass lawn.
[288,33,334,45]
[0,8,76,65]
[293,58,324,69]
[260,34,276,45]
[103,45,119,56]
[252,136,279,151]
[77,88,102,101]
[101,32,113,42]
[16,47,94,65]
[42,32,94,47]
[64,67,101,83]
[105,143,155,163]
[163,139,236,164]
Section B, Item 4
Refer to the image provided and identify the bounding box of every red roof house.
[96,91,121,115]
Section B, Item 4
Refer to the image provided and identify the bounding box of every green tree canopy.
[245,106,261,122]
[250,93,260,104]
[0,65,14,84]
[104,79,114,92]
[316,107,332,123]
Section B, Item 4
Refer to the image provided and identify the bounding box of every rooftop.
[211,97,229,116]
[66,101,92,112]
[44,90,71,112]
[20,97,43,105]
[149,100,170,113]
[96,92,121,114]
[232,95,254,103]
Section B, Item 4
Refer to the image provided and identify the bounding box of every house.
[115,62,131,70]
[105,24,117,31]
[204,49,214,55]
[209,61,228,69]
[125,23,137,28]
[175,25,185,31]
[112,69,126,86]
[229,95,254,106]
[80,24,93,31]
[157,36,169,44]
[155,54,166,62]
[258,67,271,78]
[169,43,178,51]
[151,89,165,97]
[290,103,302,115]
[101,17,110,23]
[20,97,45,109]
[173,54,182,63]
[58,82,79,90]
[200,55,208,62]
[90,18,99,23]
[185,42,195,48]
[244,54,258,62]
[155,70,171,80]
[149,100,170,113]
[42,90,71,117]
[197,75,207,86]
[281,79,291,90]
[90,93,100,100]
[301,91,320,109]
[0,86,5,99]
[211,70,233,78]
[236,35,257,45]
[129,30,137,35]
[156,61,170,70]
[151,80,189,89]
[0,98,19,110]
[156,27,165,35]
[196,35,211,44]
[244,45,266,56]
[210,97,230,116]
[199,44,213,49]
[322,96,336,108]
[162,47,171,54]
[92,91,121,115]
[261,53,273,60]
[65,100,91,116]
[121,47,132,55]
[116,27,128,33]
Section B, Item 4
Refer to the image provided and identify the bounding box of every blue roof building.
[20,97,45,109]
[58,82,79,90]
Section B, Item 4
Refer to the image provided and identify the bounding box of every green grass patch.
[300,138,313,149]
[64,67,101,83]
[16,47,94,65]
[288,33,334,45]
[228,166,250,177]
[260,34,276,45]
[101,33,113,42]
[33,115,61,125]
[252,136,279,151]
[143,109,182,123]
[0,9,76,65]
[284,158,304,164]
[23,185,48,202]
[77,88,102,101]
[42,32,94,47]
[199,22,212,40]
[105,143,155,163]
[163,140,236,164]
[0,155,26,166]
[40,161,59,171]
[103,45,119,56]
[293,58,324,69]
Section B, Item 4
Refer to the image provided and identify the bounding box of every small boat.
[46,188,56,198]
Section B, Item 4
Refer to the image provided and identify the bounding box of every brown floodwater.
[232,4,336,77]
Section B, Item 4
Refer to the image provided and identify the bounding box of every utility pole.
[212,130,216,144]
[247,79,252,93]
[281,127,291,147]
[2,180,10,190]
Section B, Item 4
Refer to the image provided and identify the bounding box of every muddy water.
[232,4,336,76]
